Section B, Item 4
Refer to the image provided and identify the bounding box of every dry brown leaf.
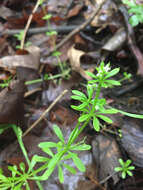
[92,135,121,184]
[0,46,40,73]
[67,45,92,80]
[0,80,26,126]
[121,118,143,167]
[67,4,83,18]
[0,6,16,19]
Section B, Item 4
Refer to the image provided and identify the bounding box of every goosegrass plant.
[0,61,141,189]
[122,0,143,26]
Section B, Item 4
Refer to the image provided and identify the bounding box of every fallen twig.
[3,25,92,36]
[20,0,41,49]
[22,89,68,137]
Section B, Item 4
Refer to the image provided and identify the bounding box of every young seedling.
[114,159,135,179]
[14,31,32,49]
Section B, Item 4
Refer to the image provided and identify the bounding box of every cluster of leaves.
[0,162,32,190]
[71,62,120,131]
[115,159,135,179]
[123,0,143,26]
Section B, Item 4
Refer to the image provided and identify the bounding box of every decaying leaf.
[0,80,26,126]
[0,6,16,20]
[92,135,121,184]
[67,4,84,18]
[50,105,78,126]
[121,118,143,167]
[68,45,92,80]
[0,46,40,73]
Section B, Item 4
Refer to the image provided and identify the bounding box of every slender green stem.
[25,69,70,85]
[12,125,43,190]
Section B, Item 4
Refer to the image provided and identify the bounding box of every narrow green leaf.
[38,142,58,148]
[13,183,23,190]
[125,160,132,167]
[72,90,87,98]
[119,159,124,167]
[100,108,119,114]
[127,170,133,176]
[48,152,63,169]
[68,127,79,145]
[42,14,52,20]
[52,51,61,57]
[71,95,86,102]
[19,162,25,173]
[114,167,122,172]
[117,110,143,119]
[88,80,98,84]
[40,147,54,157]
[53,124,64,142]
[62,163,76,174]
[0,174,8,181]
[97,115,113,124]
[128,166,135,170]
[104,68,120,79]
[129,15,139,27]
[71,102,88,111]
[87,85,94,99]
[69,152,85,172]
[29,155,49,172]
[121,171,126,179]
[93,116,100,132]
[37,152,64,180]
[61,154,72,160]
[58,165,64,183]
[106,80,121,86]
[86,71,97,79]
[70,144,91,151]
[78,114,89,122]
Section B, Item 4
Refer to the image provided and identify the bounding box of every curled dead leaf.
[0,46,40,72]
[68,45,92,80]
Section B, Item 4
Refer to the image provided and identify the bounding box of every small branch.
[99,171,117,184]
[20,0,41,49]
[22,89,68,137]
[4,25,91,36]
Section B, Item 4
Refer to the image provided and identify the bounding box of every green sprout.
[120,72,132,82]
[114,159,135,179]
[52,51,71,81]
[0,76,12,88]
[118,129,123,138]
[42,14,52,20]
[14,31,32,49]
